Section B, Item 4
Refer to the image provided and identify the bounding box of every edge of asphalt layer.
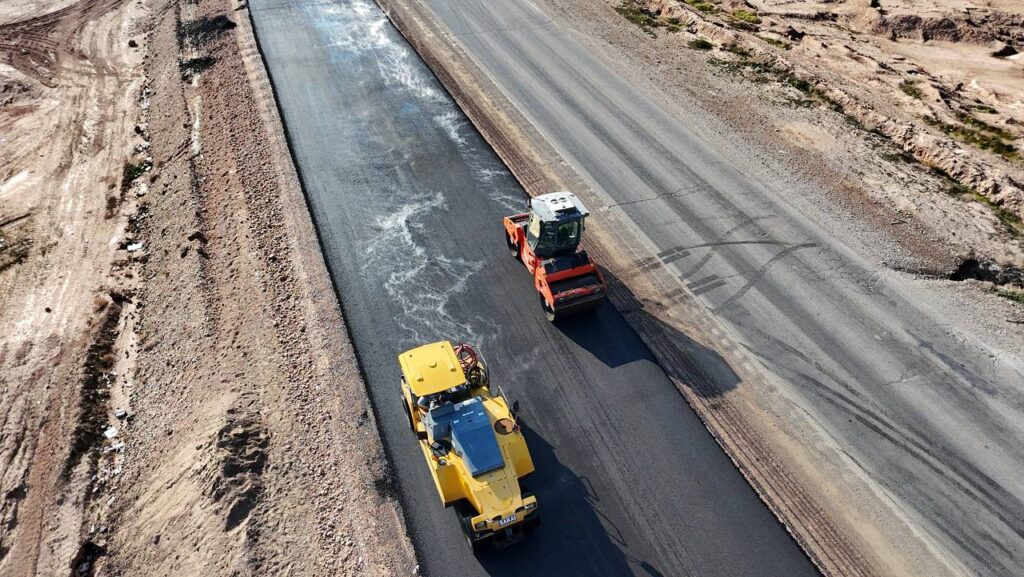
[236,0,418,563]
[368,0,881,576]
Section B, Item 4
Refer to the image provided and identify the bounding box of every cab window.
[540,223,556,247]
[555,221,579,247]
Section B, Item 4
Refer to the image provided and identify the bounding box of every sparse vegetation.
[614,1,657,35]
[121,159,151,192]
[105,194,120,216]
[760,36,791,49]
[683,0,717,13]
[63,300,121,479]
[880,149,914,164]
[970,103,998,115]
[966,192,1023,236]
[956,112,1014,141]
[0,232,31,273]
[178,14,236,47]
[993,285,1024,305]
[180,55,216,79]
[781,71,813,94]
[924,114,1018,160]
[688,38,713,50]
[731,9,760,23]
[723,43,751,57]
[732,9,760,23]
[932,166,1024,236]
[708,55,766,79]
[899,79,922,99]
[615,1,685,36]
[707,53,842,112]
[727,8,760,30]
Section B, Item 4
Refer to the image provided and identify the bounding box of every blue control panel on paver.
[429,398,504,477]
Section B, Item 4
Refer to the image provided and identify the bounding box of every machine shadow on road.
[557,270,741,398]
[554,302,649,369]
[472,423,651,577]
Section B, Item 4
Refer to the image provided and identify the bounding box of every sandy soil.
[0,0,415,575]
[2,0,1019,574]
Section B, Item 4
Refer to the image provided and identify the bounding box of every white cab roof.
[531,191,589,221]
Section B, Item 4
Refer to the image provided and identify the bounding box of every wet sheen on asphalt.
[247,1,819,576]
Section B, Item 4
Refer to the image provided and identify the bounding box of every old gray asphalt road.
[247,0,819,576]
[412,0,1024,575]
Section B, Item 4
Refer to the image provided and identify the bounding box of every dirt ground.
[0,0,415,575]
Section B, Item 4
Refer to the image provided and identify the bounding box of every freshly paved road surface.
[413,1,1024,575]
[248,1,819,576]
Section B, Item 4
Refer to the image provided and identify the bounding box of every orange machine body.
[503,192,606,320]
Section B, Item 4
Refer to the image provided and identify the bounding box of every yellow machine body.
[400,341,468,396]
[399,341,538,546]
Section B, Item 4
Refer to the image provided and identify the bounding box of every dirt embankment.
[0,0,416,575]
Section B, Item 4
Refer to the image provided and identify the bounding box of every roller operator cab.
[399,341,539,551]
[504,192,607,321]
